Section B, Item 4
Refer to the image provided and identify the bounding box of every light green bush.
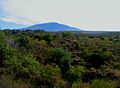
[90,79,116,88]
[65,66,86,83]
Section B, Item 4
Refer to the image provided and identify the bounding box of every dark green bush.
[0,44,16,67]
[16,35,29,48]
[0,31,7,44]
[85,53,107,68]
[42,33,53,42]
[47,47,72,74]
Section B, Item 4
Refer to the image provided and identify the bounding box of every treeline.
[0,29,120,88]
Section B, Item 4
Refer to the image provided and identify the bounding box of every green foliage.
[103,51,114,61]
[0,75,31,88]
[72,82,81,88]
[0,30,120,88]
[90,79,116,88]
[4,52,66,87]
[47,47,72,74]
[75,41,81,49]
[65,66,86,83]
[33,65,66,88]
[29,40,47,63]
[4,54,41,78]
[112,62,120,70]
[0,31,7,44]
[85,53,107,68]
[42,33,53,42]
[0,44,16,67]
[16,35,29,48]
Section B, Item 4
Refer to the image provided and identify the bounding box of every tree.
[47,47,72,74]
[16,35,29,48]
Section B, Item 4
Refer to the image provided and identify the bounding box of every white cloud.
[1,0,120,31]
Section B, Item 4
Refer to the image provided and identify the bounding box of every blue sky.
[0,21,28,29]
[0,0,120,31]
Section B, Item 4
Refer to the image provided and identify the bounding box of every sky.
[0,0,120,31]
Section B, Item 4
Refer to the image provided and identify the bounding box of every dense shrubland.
[0,29,120,88]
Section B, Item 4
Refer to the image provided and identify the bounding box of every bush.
[42,33,53,42]
[72,82,90,88]
[0,44,16,67]
[4,53,66,88]
[85,53,107,68]
[0,31,7,44]
[0,75,31,88]
[47,47,72,74]
[90,79,116,88]
[32,65,67,88]
[65,66,86,83]
[16,35,29,48]
[112,62,120,70]
[4,54,41,78]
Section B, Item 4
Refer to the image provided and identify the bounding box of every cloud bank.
[1,0,120,31]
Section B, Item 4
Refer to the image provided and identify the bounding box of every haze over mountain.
[20,22,82,32]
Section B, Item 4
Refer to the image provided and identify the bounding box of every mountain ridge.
[20,22,82,32]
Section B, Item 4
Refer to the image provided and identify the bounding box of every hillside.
[20,22,82,32]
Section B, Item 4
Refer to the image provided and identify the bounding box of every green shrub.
[112,62,120,70]
[0,31,7,44]
[47,47,72,74]
[4,53,66,88]
[90,79,116,88]
[4,54,41,78]
[0,75,31,88]
[42,33,53,42]
[16,35,29,48]
[85,53,107,68]
[32,65,66,88]
[0,44,16,67]
[65,66,86,83]
[72,82,90,88]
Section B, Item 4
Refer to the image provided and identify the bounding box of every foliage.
[32,65,66,88]
[0,75,31,88]
[85,53,107,68]
[0,31,7,44]
[47,47,72,74]
[0,30,120,88]
[42,33,53,42]
[112,62,120,70]
[16,35,29,48]
[90,79,116,88]
[65,66,86,83]
[0,44,16,67]
[4,54,41,78]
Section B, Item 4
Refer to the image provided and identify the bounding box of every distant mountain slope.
[20,22,82,32]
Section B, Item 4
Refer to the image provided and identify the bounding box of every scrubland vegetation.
[0,29,120,88]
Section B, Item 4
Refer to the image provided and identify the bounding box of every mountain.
[20,22,82,32]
